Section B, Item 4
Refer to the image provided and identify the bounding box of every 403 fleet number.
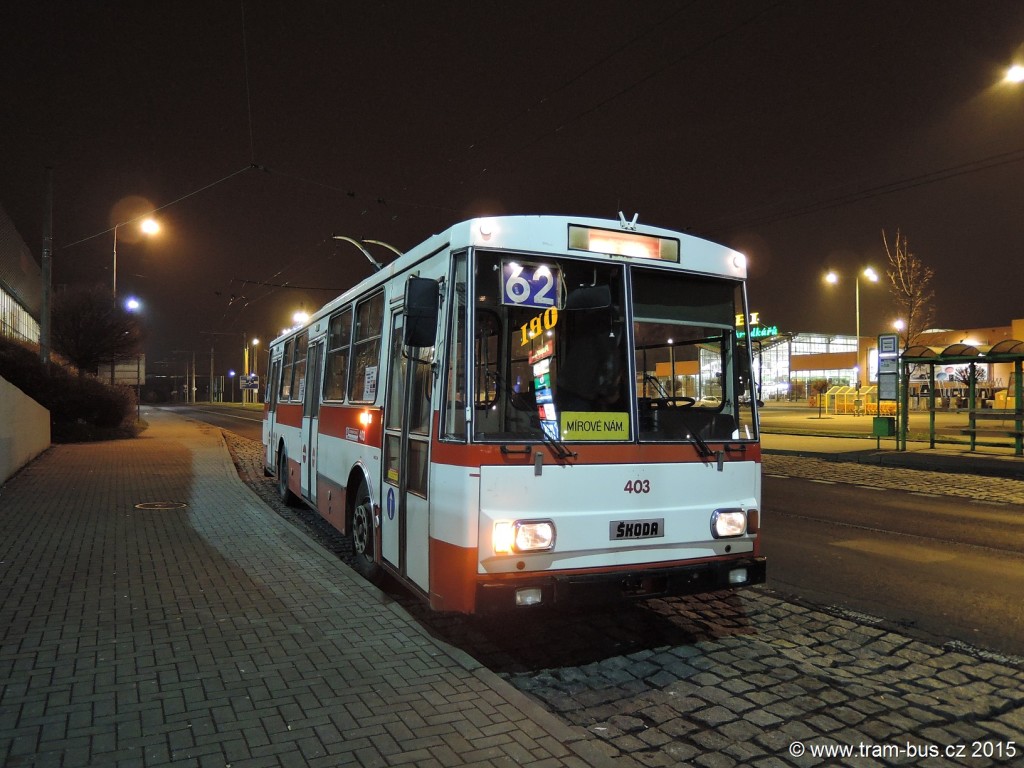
[624,479,651,494]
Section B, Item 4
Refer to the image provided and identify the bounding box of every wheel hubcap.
[353,505,369,555]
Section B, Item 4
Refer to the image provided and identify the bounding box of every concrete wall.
[1,376,50,484]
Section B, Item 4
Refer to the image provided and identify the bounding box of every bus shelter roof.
[902,340,1024,364]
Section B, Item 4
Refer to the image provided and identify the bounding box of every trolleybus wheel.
[277,447,298,506]
[350,482,378,578]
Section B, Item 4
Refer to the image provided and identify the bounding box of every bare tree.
[882,229,935,350]
[50,285,145,376]
[810,378,829,418]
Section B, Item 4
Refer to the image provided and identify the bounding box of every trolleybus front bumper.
[475,555,766,613]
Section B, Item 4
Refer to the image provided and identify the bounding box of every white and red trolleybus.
[263,215,765,613]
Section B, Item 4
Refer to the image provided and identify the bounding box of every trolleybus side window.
[324,306,353,401]
[350,291,384,402]
[278,339,293,400]
[292,333,308,403]
[384,313,433,496]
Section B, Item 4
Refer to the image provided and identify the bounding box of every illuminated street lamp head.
[140,217,160,235]
[1006,64,1024,83]
[863,267,879,282]
[293,310,310,326]
[124,297,141,312]
[825,271,839,285]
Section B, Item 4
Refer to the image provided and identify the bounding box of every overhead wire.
[59,165,254,250]
[701,147,1024,234]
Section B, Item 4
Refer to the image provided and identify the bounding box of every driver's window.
[475,310,500,409]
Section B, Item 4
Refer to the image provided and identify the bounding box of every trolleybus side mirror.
[404,277,440,347]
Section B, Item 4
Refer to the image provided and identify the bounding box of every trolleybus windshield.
[461,250,757,445]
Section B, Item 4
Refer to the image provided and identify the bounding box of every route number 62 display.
[501,260,561,309]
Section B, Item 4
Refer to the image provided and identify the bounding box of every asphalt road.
[170,403,264,442]
[762,474,1024,657]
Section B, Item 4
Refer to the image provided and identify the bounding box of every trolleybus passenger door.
[301,340,325,504]
[381,309,434,594]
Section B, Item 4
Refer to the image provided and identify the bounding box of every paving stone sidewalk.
[0,409,603,767]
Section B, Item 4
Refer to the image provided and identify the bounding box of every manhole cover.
[133,501,189,510]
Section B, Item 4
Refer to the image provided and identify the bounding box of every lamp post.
[825,267,878,388]
[242,336,260,404]
[248,338,260,404]
[228,369,236,403]
[113,217,159,297]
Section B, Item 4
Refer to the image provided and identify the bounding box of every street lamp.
[228,369,236,403]
[113,217,159,297]
[1005,64,1024,83]
[825,267,879,388]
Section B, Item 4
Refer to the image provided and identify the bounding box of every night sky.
[3,1,1024,375]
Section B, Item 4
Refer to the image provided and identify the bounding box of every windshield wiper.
[683,421,714,459]
[487,370,576,460]
[536,421,577,460]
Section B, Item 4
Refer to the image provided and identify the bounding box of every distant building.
[0,204,41,344]
[751,320,1024,404]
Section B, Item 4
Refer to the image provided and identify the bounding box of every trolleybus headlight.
[493,520,556,554]
[710,509,747,538]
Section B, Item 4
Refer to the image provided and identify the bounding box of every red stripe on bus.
[317,404,384,446]
[431,439,761,467]
[317,473,349,534]
[275,403,303,428]
[429,538,479,613]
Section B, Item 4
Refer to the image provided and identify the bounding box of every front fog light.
[515,587,543,606]
[711,509,746,538]
[729,568,749,585]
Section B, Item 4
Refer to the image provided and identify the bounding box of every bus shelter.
[901,340,1024,455]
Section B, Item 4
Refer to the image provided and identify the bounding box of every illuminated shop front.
[748,332,862,400]
[746,317,1024,406]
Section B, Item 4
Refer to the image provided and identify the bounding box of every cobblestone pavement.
[763,454,1024,505]
[498,592,1024,767]
[226,434,1024,767]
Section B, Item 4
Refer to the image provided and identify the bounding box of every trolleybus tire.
[276,447,298,506]
[350,481,379,578]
